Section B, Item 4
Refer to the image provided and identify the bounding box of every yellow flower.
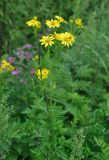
[36,68,49,80]
[0,60,14,72]
[46,19,60,28]
[74,18,83,27]
[40,35,55,47]
[51,32,75,47]
[26,16,41,28]
[55,15,67,23]
[59,32,76,47]
[33,54,39,61]
[52,32,62,41]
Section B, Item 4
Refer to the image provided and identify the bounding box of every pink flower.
[17,49,25,60]
[11,69,19,76]
[23,43,33,49]
[25,52,32,60]
[30,68,36,76]
[8,57,15,64]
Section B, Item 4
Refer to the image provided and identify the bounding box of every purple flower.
[17,49,25,60]
[11,69,19,76]
[25,52,33,60]
[8,56,15,64]
[23,43,33,49]
[30,68,36,76]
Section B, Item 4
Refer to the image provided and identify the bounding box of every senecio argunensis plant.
[24,15,85,160]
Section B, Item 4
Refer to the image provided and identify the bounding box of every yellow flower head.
[55,15,67,23]
[26,16,41,28]
[33,54,39,61]
[36,68,49,80]
[74,18,83,27]
[0,59,14,72]
[40,35,55,47]
[46,19,60,28]
[52,32,62,41]
[59,32,76,47]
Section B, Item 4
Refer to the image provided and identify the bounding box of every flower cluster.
[35,68,49,80]
[16,44,33,61]
[0,60,14,72]
[55,32,76,47]
[0,16,82,80]
[40,32,75,47]
[0,43,34,76]
[24,16,82,80]
[26,16,83,48]
[26,16,41,29]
